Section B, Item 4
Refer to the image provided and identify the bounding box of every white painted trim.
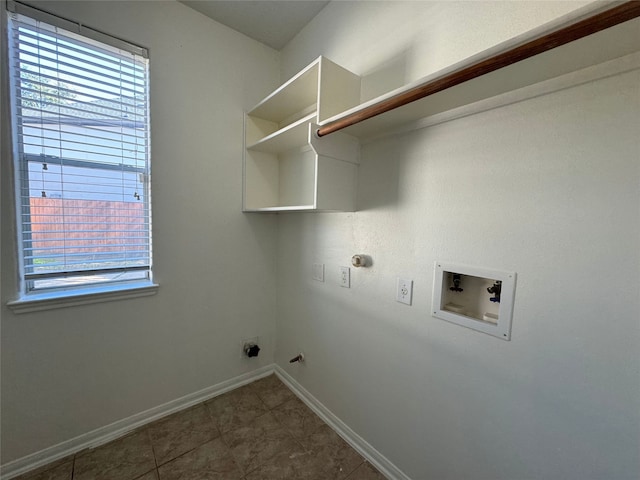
[2,363,409,479]
[361,51,640,144]
[0,365,275,480]
[275,366,412,480]
[7,283,160,314]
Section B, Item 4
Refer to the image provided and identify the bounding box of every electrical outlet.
[340,266,350,288]
[396,278,413,305]
[312,263,324,282]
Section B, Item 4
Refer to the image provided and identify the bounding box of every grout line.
[148,404,222,470]
[153,442,201,469]
[147,429,159,470]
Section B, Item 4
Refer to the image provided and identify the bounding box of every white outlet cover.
[312,263,324,282]
[396,278,413,305]
[340,266,350,288]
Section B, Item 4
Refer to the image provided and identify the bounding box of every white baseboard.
[4,364,409,480]
[275,366,412,480]
[0,365,275,480]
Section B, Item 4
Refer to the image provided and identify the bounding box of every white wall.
[281,1,591,99]
[1,0,280,463]
[277,2,640,479]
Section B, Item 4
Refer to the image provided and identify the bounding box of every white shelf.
[243,57,361,213]
[249,60,319,124]
[319,10,640,139]
[247,113,316,153]
[243,6,639,213]
[244,205,316,212]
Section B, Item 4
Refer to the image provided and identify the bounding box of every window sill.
[6,282,159,314]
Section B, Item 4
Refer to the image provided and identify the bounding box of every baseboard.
[4,364,406,479]
[1,365,275,480]
[275,366,412,480]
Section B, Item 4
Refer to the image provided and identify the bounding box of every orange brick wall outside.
[28,197,147,263]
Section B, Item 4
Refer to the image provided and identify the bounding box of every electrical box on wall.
[432,262,516,340]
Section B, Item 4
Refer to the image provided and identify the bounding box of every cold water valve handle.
[449,273,463,292]
[487,281,502,303]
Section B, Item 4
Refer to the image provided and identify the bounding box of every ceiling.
[179,1,330,50]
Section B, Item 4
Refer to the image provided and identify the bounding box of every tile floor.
[15,375,386,480]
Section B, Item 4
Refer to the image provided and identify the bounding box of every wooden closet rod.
[316,1,640,137]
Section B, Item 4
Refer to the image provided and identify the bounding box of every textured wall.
[277,2,640,479]
[1,0,280,463]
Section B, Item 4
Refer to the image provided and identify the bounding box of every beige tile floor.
[15,375,386,480]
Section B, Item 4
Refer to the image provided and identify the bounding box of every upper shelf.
[249,60,319,124]
[248,56,361,129]
[317,2,640,139]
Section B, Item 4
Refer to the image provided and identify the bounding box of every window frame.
[5,1,157,312]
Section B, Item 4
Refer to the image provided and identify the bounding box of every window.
[6,2,153,303]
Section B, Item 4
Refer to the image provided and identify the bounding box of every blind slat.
[16,74,146,111]
[25,257,150,270]
[24,237,149,244]
[21,130,146,153]
[24,265,150,281]
[21,143,146,163]
[14,36,145,82]
[14,57,144,96]
[17,92,146,124]
[16,78,146,110]
[19,105,146,129]
[26,252,149,258]
[13,66,145,103]
[20,207,146,218]
[15,32,146,75]
[25,243,149,251]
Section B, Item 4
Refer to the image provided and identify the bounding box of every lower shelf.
[244,148,317,210]
[243,205,315,213]
[244,123,360,212]
[243,150,358,212]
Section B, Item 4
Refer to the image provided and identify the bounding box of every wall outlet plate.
[340,266,350,288]
[312,263,324,282]
[396,278,413,305]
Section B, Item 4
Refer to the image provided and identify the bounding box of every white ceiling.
[179,1,330,50]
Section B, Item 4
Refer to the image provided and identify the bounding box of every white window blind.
[7,3,152,294]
